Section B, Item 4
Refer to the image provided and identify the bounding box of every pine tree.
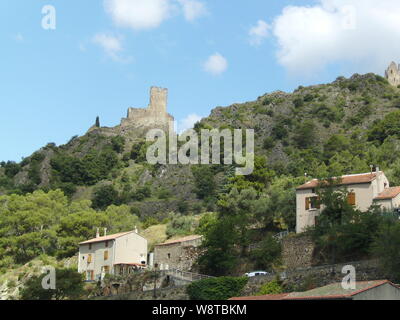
[95,116,100,128]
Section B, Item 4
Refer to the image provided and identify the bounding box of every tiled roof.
[229,280,397,300]
[285,280,391,300]
[156,235,202,246]
[374,186,400,200]
[79,231,134,245]
[296,172,378,190]
[229,293,290,300]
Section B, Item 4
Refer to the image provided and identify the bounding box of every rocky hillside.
[1,73,400,220]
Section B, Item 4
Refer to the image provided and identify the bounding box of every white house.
[296,170,400,233]
[78,229,148,281]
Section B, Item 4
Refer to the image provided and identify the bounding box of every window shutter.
[316,196,321,209]
[104,250,109,260]
[87,254,92,263]
[305,197,310,210]
[347,192,356,206]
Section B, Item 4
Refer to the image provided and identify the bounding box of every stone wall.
[242,259,383,296]
[282,235,315,270]
[120,86,174,131]
[154,238,203,271]
[98,286,189,300]
[385,62,400,86]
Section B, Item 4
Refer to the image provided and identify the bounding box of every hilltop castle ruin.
[385,62,400,86]
[88,86,175,137]
[120,86,174,132]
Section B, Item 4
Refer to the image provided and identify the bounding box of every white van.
[245,271,269,277]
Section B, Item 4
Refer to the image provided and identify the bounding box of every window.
[87,270,94,281]
[167,253,171,259]
[103,266,110,274]
[105,241,109,248]
[104,250,109,260]
[89,244,92,250]
[305,196,320,210]
[87,254,92,263]
[347,192,356,206]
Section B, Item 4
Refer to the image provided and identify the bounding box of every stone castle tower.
[120,86,174,132]
[385,62,400,86]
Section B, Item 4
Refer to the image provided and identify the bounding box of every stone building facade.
[120,86,174,132]
[154,235,203,271]
[295,171,396,233]
[385,61,400,86]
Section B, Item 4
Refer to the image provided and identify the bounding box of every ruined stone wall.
[242,260,383,296]
[385,62,400,86]
[120,86,174,131]
[97,285,189,300]
[282,235,315,270]
[154,239,203,271]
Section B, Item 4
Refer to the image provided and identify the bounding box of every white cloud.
[177,0,207,22]
[270,0,400,74]
[104,0,206,30]
[249,20,270,46]
[178,114,203,133]
[92,33,131,63]
[104,0,172,30]
[204,53,228,76]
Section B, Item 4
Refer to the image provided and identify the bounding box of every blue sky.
[1,0,400,162]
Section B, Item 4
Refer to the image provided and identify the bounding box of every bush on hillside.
[186,277,248,300]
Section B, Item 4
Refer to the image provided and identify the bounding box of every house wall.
[375,194,400,211]
[296,172,389,233]
[393,194,400,208]
[374,199,393,211]
[78,232,148,280]
[154,238,202,271]
[353,283,400,300]
[78,240,115,281]
[114,232,148,265]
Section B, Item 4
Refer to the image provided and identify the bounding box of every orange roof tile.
[79,231,134,245]
[374,187,400,200]
[296,172,378,190]
[156,235,203,246]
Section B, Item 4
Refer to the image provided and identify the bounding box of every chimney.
[96,228,100,238]
[376,166,380,173]
[134,225,138,234]
[104,228,107,237]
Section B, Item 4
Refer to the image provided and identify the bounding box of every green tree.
[111,136,125,153]
[166,213,196,238]
[371,220,400,282]
[293,120,316,149]
[257,278,284,295]
[186,277,248,300]
[191,165,217,199]
[198,188,268,276]
[92,185,119,210]
[251,235,281,271]
[20,268,85,300]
